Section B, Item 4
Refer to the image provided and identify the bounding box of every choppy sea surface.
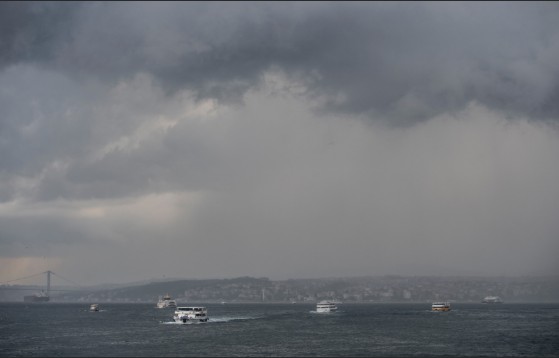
[0,302,558,357]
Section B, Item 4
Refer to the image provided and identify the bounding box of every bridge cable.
[50,271,84,289]
[0,271,45,285]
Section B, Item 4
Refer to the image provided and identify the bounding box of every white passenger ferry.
[90,303,100,312]
[157,293,177,308]
[173,306,208,323]
[431,302,451,311]
[316,300,338,313]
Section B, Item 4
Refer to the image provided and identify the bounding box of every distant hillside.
[35,275,559,304]
[55,276,271,303]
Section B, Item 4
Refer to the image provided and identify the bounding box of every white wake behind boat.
[173,306,208,323]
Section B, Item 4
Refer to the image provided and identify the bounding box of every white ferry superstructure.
[157,293,177,308]
[316,300,338,313]
[431,302,451,311]
[173,306,208,323]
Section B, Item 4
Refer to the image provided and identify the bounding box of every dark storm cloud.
[0,2,79,66]
[1,2,559,124]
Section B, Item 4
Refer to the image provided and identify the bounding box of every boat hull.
[431,302,451,311]
[23,295,50,303]
[157,302,177,308]
[316,307,338,313]
[174,316,208,323]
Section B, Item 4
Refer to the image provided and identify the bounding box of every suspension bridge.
[0,270,84,302]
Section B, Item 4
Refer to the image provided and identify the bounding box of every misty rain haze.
[0,2,559,288]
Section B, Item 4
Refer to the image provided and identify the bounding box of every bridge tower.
[46,270,51,297]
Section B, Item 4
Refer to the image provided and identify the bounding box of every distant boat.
[90,304,100,312]
[157,293,177,308]
[482,296,504,304]
[431,302,451,311]
[316,300,338,313]
[23,290,49,303]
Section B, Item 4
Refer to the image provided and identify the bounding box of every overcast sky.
[1,2,559,287]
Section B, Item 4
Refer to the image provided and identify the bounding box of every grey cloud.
[0,215,108,257]
[1,2,558,124]
[0,65,91,176]
[0,2,79,66]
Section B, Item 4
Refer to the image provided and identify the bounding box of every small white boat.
[482,296,504,304]
[173,306,208,323]
[90,304,100,312]
[316,300,338,313]
[157,293,177,308]
[431,302,451,311]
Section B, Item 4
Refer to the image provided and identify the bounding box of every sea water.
[0,302,557,357]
